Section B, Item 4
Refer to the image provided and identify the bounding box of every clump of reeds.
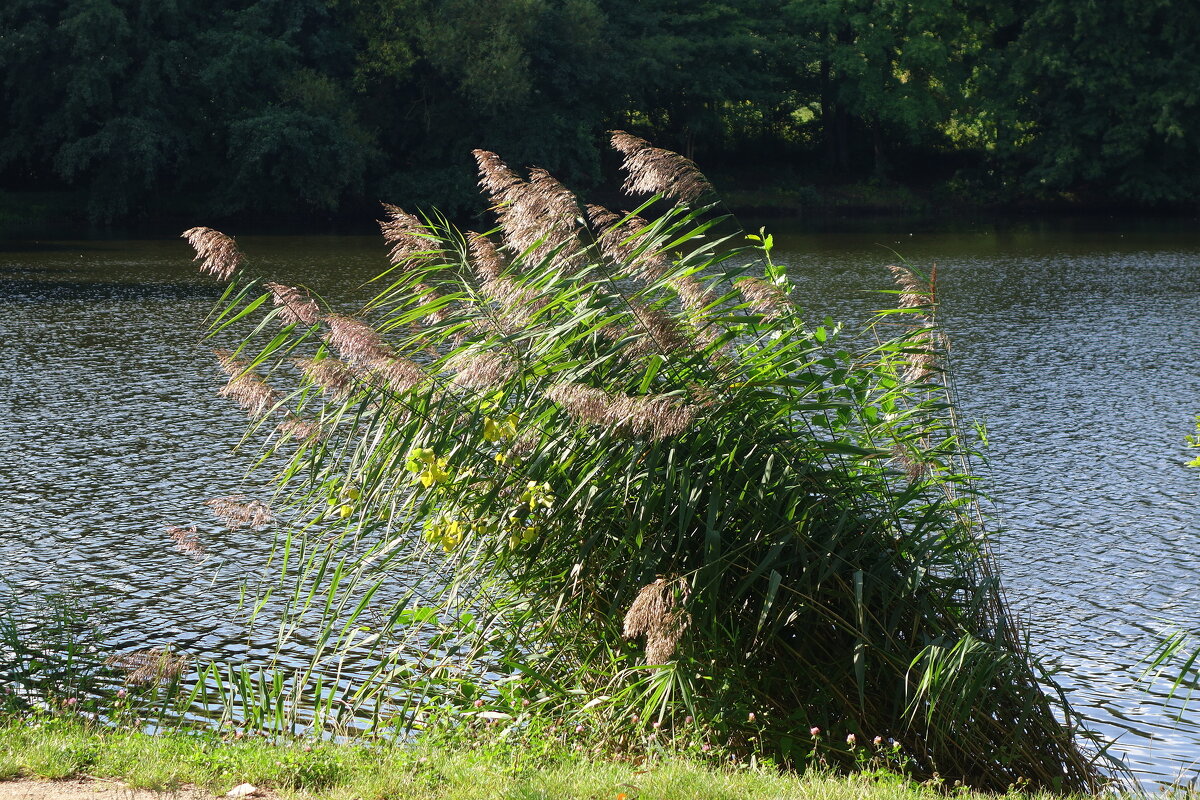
[184,135,1110,793]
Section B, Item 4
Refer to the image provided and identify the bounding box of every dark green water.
[2,221,1199,783]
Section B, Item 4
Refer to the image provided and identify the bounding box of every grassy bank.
[0,716,1101,800]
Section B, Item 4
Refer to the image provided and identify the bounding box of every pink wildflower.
[810,726,821,737]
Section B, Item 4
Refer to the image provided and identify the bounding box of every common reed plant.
[184,133,1108,792]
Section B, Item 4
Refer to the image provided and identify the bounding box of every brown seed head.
[888,264,935,311]
[182,227,244,281]
[206,496,274,529]
[610,131,712,204]
[365,355,427,395]
[105,647,189,685]
[276,416,324,442]
[295,357,358,400]
[546,383,696,440]
[379,204,437,266]
[264,282,320,326]
[324,314,392,364]
[165,525,205,558]
[622,577,691,664]
[447,351,516,390]
[735,276,792,320]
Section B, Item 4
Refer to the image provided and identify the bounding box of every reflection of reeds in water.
[105,648,188,686]
[166,525,204,557]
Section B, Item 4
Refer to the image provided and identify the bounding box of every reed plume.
[366,355,428,395]
[264,282,320,326]
[105,648,189,686]
[324,314,393,364]
[735,276,791,320]
[887,265,942,384]
[623,577,691,664]
[546,383,697,440]
[468,232,505,281]
[379,204,437,266]
[295,357,357,400]
[448,351,516,390]
[587,204,710,311]
[181,227,244,281]
[614,299,690,358]
[219,369,281,418]
[277,416,324,441]
[610,131,711,203]
[166,525,205,558]
[472,150,583,265]
[206,496,273,529]
[888,264,936,312]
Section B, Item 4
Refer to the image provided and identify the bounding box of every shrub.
[185,133,1107,791]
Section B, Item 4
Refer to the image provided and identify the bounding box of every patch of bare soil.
[0,779,263,800]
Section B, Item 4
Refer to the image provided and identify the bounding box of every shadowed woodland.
[3,0,1200,222]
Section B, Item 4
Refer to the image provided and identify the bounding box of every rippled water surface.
[2,223,1199,783]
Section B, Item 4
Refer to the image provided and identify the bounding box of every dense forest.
[2,0,1199,222]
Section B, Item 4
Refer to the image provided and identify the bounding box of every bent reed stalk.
[183,134,1111,792]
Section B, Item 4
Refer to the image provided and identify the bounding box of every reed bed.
[181,133,1111,792]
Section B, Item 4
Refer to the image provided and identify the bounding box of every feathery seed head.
[888,264,935,311]
[622,576,691,664]
[182,227,244,281]
[547,383,696,440]
[166,525,205,558]
[447,351,516,390]
[206,496,273,529]
[106,647,189,686]
[379,204,437,266]
[295,357,357,400]
[610,131,712,203]
[264,282,320,326]
[324,314,392,364]
[735,276,791,320]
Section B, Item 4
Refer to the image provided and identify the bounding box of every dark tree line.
[3,0,1199,221]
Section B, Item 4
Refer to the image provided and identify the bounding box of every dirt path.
[0,780,243,800]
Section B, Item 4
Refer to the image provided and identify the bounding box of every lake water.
[2,220,1199,784]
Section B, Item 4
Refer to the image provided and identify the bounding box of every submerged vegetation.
[168,133,1109,792]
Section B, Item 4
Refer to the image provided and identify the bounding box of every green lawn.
[0,717,1113,800]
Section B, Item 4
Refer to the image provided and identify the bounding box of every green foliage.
[6,0,1200,221]
[0,714,1105,800]
[186,136,1108,792]
[0,587,110,715]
